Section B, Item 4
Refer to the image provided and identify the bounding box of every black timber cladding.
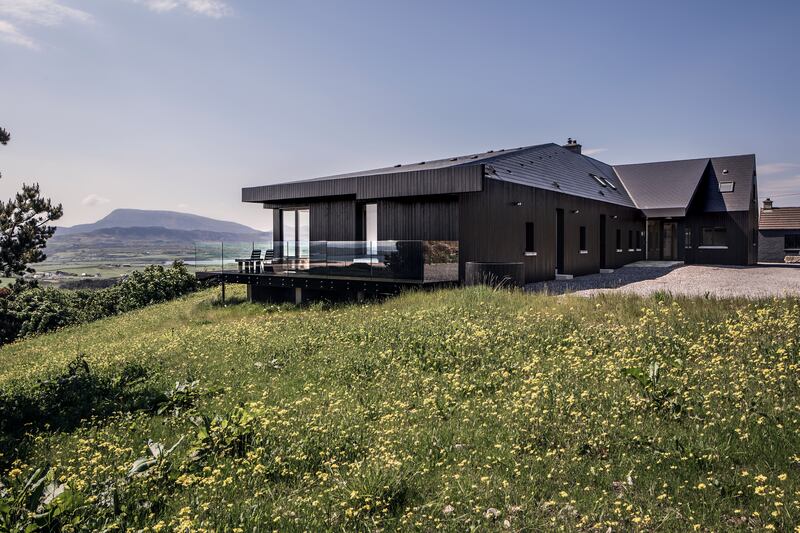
[243,166,484,203]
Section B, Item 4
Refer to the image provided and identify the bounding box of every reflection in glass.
[298,209,310,259]
[282,210,296,257]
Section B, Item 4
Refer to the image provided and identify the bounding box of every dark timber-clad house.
[758,199,800,263]
[206,140,759,303]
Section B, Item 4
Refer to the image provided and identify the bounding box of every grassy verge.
[0,286,798,531]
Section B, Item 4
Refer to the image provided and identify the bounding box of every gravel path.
[526,264,800,299]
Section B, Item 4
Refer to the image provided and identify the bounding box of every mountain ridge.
[57,208,265,236]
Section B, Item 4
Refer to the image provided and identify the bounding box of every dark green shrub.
[0,262,198,344]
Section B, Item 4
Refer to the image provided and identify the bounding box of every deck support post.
[294,287,302,305]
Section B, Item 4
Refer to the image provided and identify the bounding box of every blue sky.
[1,0,798,230]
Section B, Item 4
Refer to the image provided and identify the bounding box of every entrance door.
[647,220,661,260]
[599,215,607,269]
[662,222,677,260]
[556,209,565,274]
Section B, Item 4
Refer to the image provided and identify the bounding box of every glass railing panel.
[423,240,459,282]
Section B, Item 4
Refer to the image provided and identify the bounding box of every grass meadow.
[0,286,798,531]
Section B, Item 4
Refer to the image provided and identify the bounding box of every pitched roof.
[760,207,800,230]
[613,154,755,216]
[612,158,709,216]
[704,155,756,212]
[486,144,636,208]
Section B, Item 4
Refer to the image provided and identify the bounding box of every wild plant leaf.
[127,457,157,477]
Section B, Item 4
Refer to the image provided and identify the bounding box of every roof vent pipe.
[563,138,582,155]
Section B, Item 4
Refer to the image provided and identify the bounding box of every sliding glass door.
[281,208,309,261]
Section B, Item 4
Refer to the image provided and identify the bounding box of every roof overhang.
[641,207,687,218]
[242,165,484,203]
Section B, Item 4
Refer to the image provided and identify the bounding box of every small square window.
[719,181,735,193]
[701,227,727,247]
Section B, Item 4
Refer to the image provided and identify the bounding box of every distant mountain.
[57,209,263,236]
[53,226,268,244]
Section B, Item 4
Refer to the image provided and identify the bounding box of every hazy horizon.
[1,0,798,232]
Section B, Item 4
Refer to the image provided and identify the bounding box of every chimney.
[563,137,582,155]
[763,198,774,211]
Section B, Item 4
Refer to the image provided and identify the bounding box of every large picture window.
[785,234,800,250]
[700,226,727,248]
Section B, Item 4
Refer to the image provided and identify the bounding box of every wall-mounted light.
[571,209,580,214]
[611,215,619,219]
[510,201,524,207]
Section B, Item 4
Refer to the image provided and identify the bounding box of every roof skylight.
[590,173,607,187]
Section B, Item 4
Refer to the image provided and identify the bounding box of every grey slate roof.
[301,145,538,182]
[613,158,709,216]
[246,143,755,215]
[613,154,755,216]
[705,155,756,212]
[760,207,800,230]
[486,144,636,208]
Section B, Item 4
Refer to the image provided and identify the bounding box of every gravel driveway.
[526,264,800,299]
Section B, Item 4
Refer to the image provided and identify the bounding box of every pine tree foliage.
[0,126,63,278]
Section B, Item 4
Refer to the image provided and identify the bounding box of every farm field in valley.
[0,287,798,531]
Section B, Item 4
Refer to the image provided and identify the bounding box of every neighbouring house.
[758,199,800,263]
[204,140,758,303]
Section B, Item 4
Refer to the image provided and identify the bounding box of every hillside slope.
[0,288,797,531]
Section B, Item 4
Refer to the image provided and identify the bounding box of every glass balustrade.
[190,240,459,282]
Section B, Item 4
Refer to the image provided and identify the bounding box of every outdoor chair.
[236,249,261,273]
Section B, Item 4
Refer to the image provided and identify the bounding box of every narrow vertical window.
[525,222,535,254]
[363,203,378,256]
[636,230,642,250]
[685,227,692,249]
[579,226,587,252]
[616,229,621,251]
[628,230,634,250]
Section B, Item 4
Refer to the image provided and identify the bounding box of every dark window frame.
[615,228,622,251]
[685,227,692,249]
[628,230,634,251]
[579,226,587,253]
[700,226,728,248]
[785,234,800,250]
[525,222,536,255]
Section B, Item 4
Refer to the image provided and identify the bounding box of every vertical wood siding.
[458,179,645,283]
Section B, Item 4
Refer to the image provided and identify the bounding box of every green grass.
[0,286,798,531]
